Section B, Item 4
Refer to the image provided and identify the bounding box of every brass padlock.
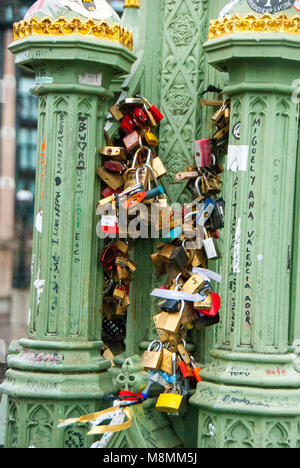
[113,284,125,301]
[157,243,177,263]
[194,292,212,310]
[142,340,163,371]
[177,341,191,365]
[109,104,124,121]
[153,300,184,334]
[150,252,167,277]
[201,169,222,196]
[97,166,124,191]
[191,249,207,268]
[122,294,131,308]
[160,347,174,375]
[115,300,126,316]
[181,274,206,294]
[99,146,128,161]
[123,147,152,190]
[114,239,129,254]
[157,329,170,343]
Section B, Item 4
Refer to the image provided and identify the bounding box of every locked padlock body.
[97,166,124,191]
[194,139,213,169]
[155,393,183,413]
[154,311,182,334]
[160,348,173,375]
[210,198,225,231]
[152,156,167,178]
[142,350,163,371]
[99,146,127,161]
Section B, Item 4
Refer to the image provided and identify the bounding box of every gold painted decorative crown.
[124,0,140,8]
[13,16,133,50]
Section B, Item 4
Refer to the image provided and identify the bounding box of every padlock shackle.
[147,340,163,352]
[134,94,151,108]
[175,273,183,287]
[145,163,159,187]
[195,176,202,197]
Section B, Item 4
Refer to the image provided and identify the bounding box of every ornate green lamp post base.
[0,28,135,448]
[191,29,300,448]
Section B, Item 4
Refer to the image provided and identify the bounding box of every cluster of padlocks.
[97,96,168,338]
[96,94,230,414]
[143,97,230,414]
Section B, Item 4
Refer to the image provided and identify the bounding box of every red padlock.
[178,358,195,381]
[104,160,125,173]
[148,105,164,124]
[197,292,221,318]
[132,106,148,125]
[123,131,140,151]
[101,186,122,199]
[99,243,118,269]
[134,95,164,124]
[120,114,136,135]
[190,358,203,382]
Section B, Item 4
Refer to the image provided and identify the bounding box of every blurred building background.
[0,0,123,358]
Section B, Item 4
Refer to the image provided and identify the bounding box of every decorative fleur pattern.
[169,15,196,46]
[166,85,193,116]
[158,0,209,202]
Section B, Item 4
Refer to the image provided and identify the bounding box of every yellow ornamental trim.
[124,0,140,8]
[13,16,133,51]
[208,13,300,40]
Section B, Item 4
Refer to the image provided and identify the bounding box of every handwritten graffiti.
[40,137,46,199]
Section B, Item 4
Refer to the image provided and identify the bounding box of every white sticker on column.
[227,145,249,172]
[35,210,43,233]
[78,73,102,86]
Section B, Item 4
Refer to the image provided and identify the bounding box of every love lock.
[156,353,183,414]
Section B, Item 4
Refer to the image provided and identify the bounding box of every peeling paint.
[34,267,45,306]
[257,254,263,261]
[208,423,216,437]
[35,210,43,233]
[31,254,36,274]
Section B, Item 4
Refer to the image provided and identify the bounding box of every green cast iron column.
[190,1,300,448]
[0,9,135,448]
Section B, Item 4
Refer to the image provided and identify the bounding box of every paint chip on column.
[34,267,45,306]
[35,210,43,233]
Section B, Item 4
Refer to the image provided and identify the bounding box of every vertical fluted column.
[0,28,135,448]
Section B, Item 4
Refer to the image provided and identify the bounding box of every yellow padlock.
[155,392,183,413]
[155,353,183,413]
[144,131,159,147]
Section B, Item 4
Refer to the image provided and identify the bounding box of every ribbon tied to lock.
[58,404,133,448]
